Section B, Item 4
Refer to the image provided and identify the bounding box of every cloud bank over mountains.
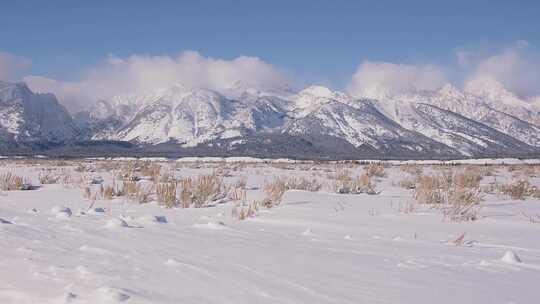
[346,41,540,99]
[23,51,292,111]
[0,42,538,111]
[346,62,448,98]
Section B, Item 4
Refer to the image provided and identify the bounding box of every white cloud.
[346,61,448,98]
[0,51,31,81]
[346,42,540,100]
[25,51,291,111]
[463,42,540,97]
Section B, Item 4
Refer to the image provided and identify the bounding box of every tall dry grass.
[0,172,31,191]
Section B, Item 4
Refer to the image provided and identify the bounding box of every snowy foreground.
[1,160,540,303]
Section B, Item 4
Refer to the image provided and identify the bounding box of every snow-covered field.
[1,159,539,303]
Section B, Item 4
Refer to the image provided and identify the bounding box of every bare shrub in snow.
[0,172,32,191]
[234,176,247,189]
[39,170,61,184]
[124,180,139,198]
[192,174,226,207]
[233,200,260,220]
[521,211,540,224]
[156,181,177,208]
[413,170,483,221]
[135,185,152,204]
[139,162,161,181]
[102,185,114,200]
[261,175,323,208]
[176,174,226,208]
[442,187,483,222]
[453,166,482,188]
[122,180,151,203]
[263,177,288,207]
[82,186,92,199]
[400,165,423,176]
[106,179,128,199]
[332,172,380,195]
[499,179,536,200]
[414,175,445,204]
[286,176,322,192]
[365,163,386,177]
[399,178,417,190]
[508,165,537,178]
[228,187,247,201]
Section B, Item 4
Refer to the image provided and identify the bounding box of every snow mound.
[105,218,129,229]
[137,215,168,225]
[501,250,522,264]
[51,206,72,219]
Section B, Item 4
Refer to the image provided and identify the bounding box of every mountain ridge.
[0,80,538,159]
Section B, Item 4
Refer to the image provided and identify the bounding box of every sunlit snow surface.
[0,160,539,303]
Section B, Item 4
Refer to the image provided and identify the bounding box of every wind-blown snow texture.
[1,80,539,158]
[1,161,539,303]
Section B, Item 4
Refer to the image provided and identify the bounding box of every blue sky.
[0,0,539,108]
[2,1,538,83]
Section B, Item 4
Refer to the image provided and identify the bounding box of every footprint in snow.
[0,217,13,224]
[51,206,72,219]
[105,218,129,228]
[26,208,38,214]
[57,292,78,303]
[136,215,168,225]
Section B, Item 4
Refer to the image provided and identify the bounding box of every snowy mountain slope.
[283,100,459,157]
[290,85,354,117]
[0,81,76,143]
[1,79,532,158]
[376,99,536,156]
[393,84,540,147]
[83,85,291,146]
[463,79,540,126]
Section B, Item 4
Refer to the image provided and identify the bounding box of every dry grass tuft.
[399,178,417,190]
[365,163,386,177]
[413,175,445,204]
[413,170,483,222]
[39,170,61,184]
[121,180,152,204]
[156,181,177,208]
[139,162,161,181]
[400,165,423,176]
[285,176,323,192]
[175,174,226,208]
[499,179,539,200]
[332,172,379,194]
[263,177,288,207]
[0,172,32,191]
[453,166,482,188]
[233,200,260,220]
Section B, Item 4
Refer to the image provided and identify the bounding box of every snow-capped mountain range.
[0,81,76,144]
[1,80,539,159]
